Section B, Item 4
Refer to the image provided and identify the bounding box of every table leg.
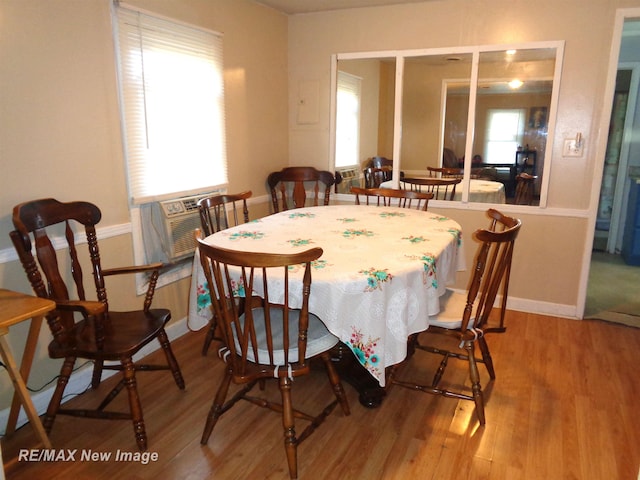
[330,342,386,408]
[0,326,51,448]
[6,315,43,436]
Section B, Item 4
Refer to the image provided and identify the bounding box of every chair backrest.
[363,166,393,188]
[427,166,464,178]
[197,191,252,237]
[267,167,335,212]
[428,166,491,180]
[369,156,393,169]
[10,198,121,342]
[514,173,537,205]
[462,209,521,333]
[401,177,461,200]
[197,239,324,380]
[351,187,433,211]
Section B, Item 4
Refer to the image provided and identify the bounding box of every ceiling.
[253,0,433,15]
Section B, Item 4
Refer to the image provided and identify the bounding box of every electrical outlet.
[563,138,583,157]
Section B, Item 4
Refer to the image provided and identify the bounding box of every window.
[484,108,526,164]
[113,5,227,204]
[335,71,361,168]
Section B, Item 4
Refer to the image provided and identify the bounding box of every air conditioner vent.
[141,191,222,263]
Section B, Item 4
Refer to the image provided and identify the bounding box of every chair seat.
[429,289,473,329]
[48,308,171,360]
[236,308,339,365]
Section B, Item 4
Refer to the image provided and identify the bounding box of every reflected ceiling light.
[506,49,517,55]
[508,79,524,89]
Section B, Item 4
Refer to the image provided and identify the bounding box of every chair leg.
[157,328,185,390]
[465,342,486,426]
[201,316,218,356]
[121,357,147,451]
[91,359,103,388]
[432,352,450,388]
[478,336,496,379]
[43,356,76,432]
[279,376,298,480]
[201,370,233,444]
[320,352,350,415]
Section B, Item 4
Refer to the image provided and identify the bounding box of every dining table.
[380,178,506,204]
[188,204,464,406]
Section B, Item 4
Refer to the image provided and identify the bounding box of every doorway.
[585,15,640,325]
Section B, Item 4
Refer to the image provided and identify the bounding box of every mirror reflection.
[334,57,396,190]
[333,45,560,207]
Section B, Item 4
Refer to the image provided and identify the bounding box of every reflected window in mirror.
[335,71,361,169]
[332,56,396,194]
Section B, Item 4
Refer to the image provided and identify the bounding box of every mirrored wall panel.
[333,42,563,207]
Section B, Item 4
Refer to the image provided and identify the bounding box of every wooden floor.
[2,311,640,479]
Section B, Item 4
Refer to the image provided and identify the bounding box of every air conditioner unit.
[336,168,362,194]
[142,192,218,263]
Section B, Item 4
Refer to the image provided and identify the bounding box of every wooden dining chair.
[197,191,252,356]
[351,186,433,211]
[427,166,464,178]
[386,208,521,426]
[10,198,185,451]
[401,176,462,200]
[363,166,393,188]
[197,190,252,237]
[197,239,350,479]
[514,173,538,205]
[267,166,336,212]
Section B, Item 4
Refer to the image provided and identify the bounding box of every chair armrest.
[54,300,108,345]
[102,263,164,312]
[102,262,164,276]
[56,299,106,316]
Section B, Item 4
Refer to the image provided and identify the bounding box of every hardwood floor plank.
[3,313,640,479]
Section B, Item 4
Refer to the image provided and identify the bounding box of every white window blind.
[113,4,227,204]
[484,108,526,164]
[335,71,361,168]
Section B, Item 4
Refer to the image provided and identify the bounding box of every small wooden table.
[0,289,55,448]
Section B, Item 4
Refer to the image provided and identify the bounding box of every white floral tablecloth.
[188,205,464,386]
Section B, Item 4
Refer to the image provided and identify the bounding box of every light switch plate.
[563,139,583,157]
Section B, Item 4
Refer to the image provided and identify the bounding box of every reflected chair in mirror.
[401,176,461,200]
[386,208,521,426]
[197,240,350,479]
[427,166,465,178]
[351,186,433,211]
[10,198,185,450]
[367,155,393,169]
[363,166,393,188]
[428,166,497,180]
[267,166,336,213]
[514,173,538,205]
[197,191,252,355]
